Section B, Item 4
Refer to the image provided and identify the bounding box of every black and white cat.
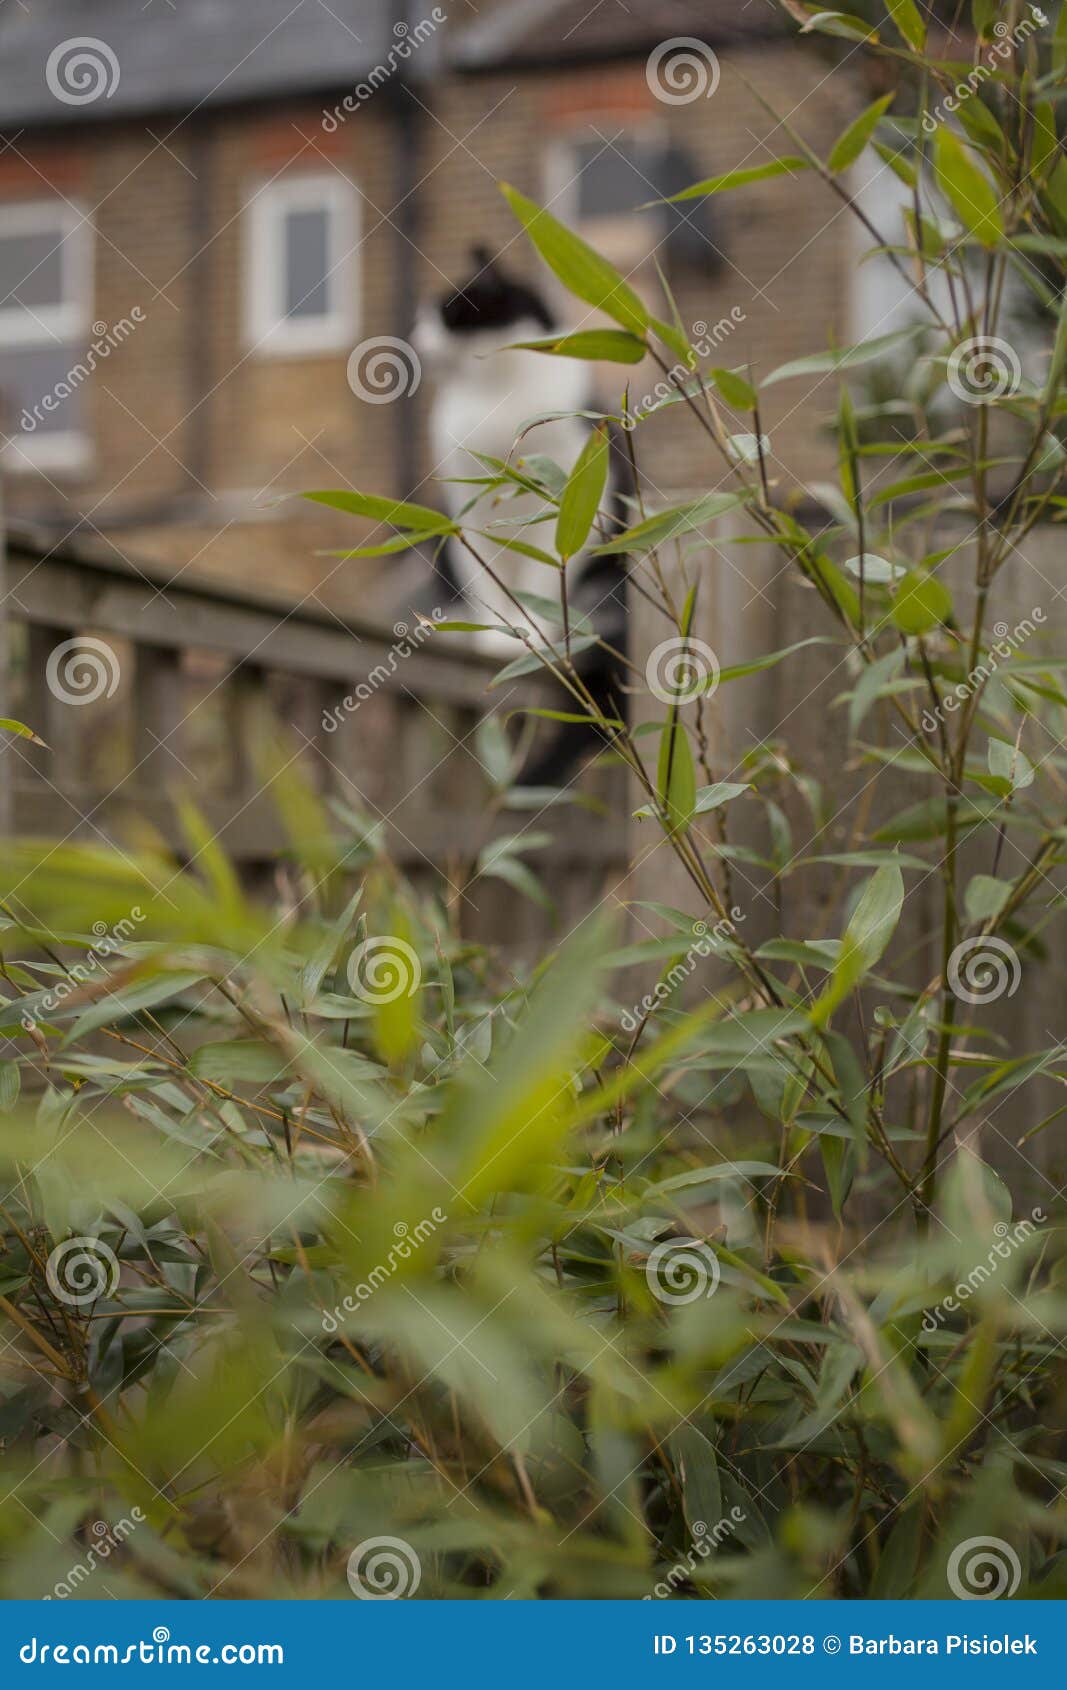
[411,246,629,780]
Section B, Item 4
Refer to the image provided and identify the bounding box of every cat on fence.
[410,245,630,785]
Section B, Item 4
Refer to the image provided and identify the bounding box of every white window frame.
[0,199,93,474]
[244,173,359,356]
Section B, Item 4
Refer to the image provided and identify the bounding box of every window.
[245,174,358,355]
[0,200,91,472]
[546,129,665,281]
[545,126,722,287]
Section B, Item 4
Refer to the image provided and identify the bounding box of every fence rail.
[0,521,626,908]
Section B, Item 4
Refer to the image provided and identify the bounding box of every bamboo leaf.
[556,425,609,561]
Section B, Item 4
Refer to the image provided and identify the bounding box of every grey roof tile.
[0,0,399,128]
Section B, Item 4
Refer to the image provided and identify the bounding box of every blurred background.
[0,0,870,607]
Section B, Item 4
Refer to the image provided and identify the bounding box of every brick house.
[0,0,860,618]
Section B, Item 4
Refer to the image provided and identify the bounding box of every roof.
[0,0,405,130]
[451,0,786,72]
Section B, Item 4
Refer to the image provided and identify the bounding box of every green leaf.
[891,570,953,635]
[829,94,895,174]
[0,1060,20,1113]
[189,1040,289,1084]
[802,11,879,41]
[588,492,742,556]
[511,329,648,364]
[988,736,1034,791]
[717,636,835,684]
[477,852,553,911]
[884,0,926,49]
[964,874,1013,923]
[634,782,748,821]
[845,860,905,971]
[657,158,810,204]
[657,717,697,836]
[0,717,46,747]
[556,425,609,561]
[870,1508,922,1599]
[764,325,923,384]
[488,634,597,687]
[66,971,207,1042]
[934,127,1003,248]
[812,862,904,1024]
[304,490,455,533]
[710,366,757,409]
[501,182,649,336]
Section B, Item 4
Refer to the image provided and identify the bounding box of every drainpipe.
[187,116,214,500]
[388,0,421,497]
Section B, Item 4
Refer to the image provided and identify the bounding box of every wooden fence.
[0,520,629,942]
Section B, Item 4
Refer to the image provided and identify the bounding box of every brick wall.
[1,38,858,613]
